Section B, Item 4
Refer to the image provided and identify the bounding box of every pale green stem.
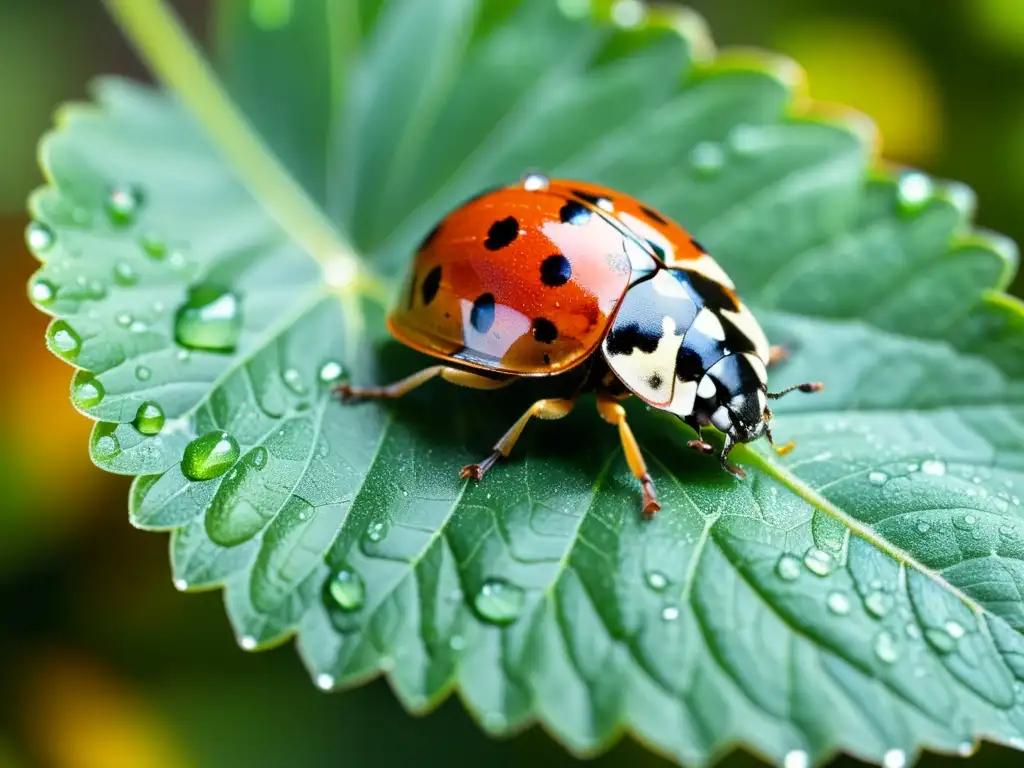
[102,0,389,304]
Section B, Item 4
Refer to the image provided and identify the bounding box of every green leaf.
[26,0,1024,765]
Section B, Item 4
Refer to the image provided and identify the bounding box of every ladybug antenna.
[767,381,823,400]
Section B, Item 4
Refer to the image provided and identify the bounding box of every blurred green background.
[3,1,1023,766]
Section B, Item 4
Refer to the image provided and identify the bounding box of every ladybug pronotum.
[337,173,822,518]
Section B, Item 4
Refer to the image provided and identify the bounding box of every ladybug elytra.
[338,173,822,518]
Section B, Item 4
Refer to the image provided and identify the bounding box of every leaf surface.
[27,0,1024,765]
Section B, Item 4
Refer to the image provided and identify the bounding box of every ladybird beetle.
[337,173,822,518]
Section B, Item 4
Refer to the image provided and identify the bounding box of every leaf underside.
[26,0,1024,765]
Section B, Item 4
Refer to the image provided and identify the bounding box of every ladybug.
[338,173,822,518]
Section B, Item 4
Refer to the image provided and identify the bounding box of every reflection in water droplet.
[916,521,931,534]
[905,622,922,639]
[826,592,851,615]
[26,221,55,252]
[30,278,57,304]
[174,283,243,352]
[72,373,104,408]
[868,471,888,487]
[140,232,167,259]
[173,578,188,591]
[661,605,680,622]
[691,141,726,176]
[921,459,946,476]
[882,748,907,768]
[92,424,121,461]
[473,579,526,625]
[327,567,366,612]
[783,750,809,768]
[874,630,899,664]
[113,262,138,286]
[105,184,144,226]
[776,554,802,582]
[48,320,81,359]
[135,364,152,381]
[957,742,973,757]
[944,620,966,640]
[803,548,834,577]
[315,673,335,691]
[282,367,306,395]
[181,430,241,480]
[646,571,668,591]
[318,360,345,385]
[924,627,957,654]
[134,401,165,435]
[864,591,893,619]
[896,172,933,213]
[364,520,389,545]
[240,635,257,650]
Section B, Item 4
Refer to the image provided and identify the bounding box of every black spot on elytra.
[720,313,758,356]
[675,346,705,382]
[573,189,612,210]
[418,223,442,252]
[485,217,519,251]
[559,201,591,226]
[540,254,572,287]
[647,373,664,390]
[690,238,708,254]
[605,324,661,356]
[640,205,668,225]
[532,317,558,344]
[646,239,666,260]
[421,266,442,305]
[470,293,496,334]
[671,268,739,312]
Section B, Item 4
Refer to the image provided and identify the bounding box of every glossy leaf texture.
[25,0,1024,765]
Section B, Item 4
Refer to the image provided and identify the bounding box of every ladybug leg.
[682,415,715,456]
[763,422,796,457]
[336,366,510,401]
[719,433,746,480]
[460,398,576,482]
[595,396,660,519]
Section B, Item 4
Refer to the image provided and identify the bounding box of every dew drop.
[882,748,907,768]
[826,591,851,615]
[30,277,57,304]
[483,711,507,730]
[944,620,966,640]
[916,521,931,534]
[240,635,257,650]
[48,320,81,359]
[318,360,346,385]
[521,172,549,191]
[135,364,152,381]
[250,446,269,470]
[327,567,366,612]
[897,172,933,213]
[364,520,389,545]
[646,570,669,592]
[26,220,55,252]
[905,622,922,639]
[873,630,899,664]
[610,0,644,27]
[921,459,946,476]
[181,430,240,480]
[473,579,526,625]
[803,547,834,577]
[776,554,802,582]
[868,470,888,487]
[957,742,973,757]
[783,750,810,768]
[449,635,467,651]
[174,283,243,352]
[864,591,893,619]
[72,372,104,409]
[691,141,726,176]
[105,184,144,226]
[727,124,765,156]
[661,605,680,622]
[315,673,335,691]
[282,367,306,395]
[133,401,165,435]
[113,261,138,287]
[173,578,188,591]
[140,232,167,259]
[924,627,958,654]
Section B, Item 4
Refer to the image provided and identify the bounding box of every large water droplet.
[826,591,851,615]
[112,261,138,286]
[30,277,57,304]
[26,221,55,252]
[318,360,346,385]
[181,430,240,480]
[783,750,809,768]
[327,567,365,612]
[72,373,104,409]
[920,459,946,476]
[661,605,681,622]
[92,424,121,461]
[864,591,893,619]
[803,547,834,577]
[315,673,335,691]
[473,579,526,625]
[776,554,802,581]
[646,570,669,592]
[868,470,888,487]
[882,748,907,768]
[874,630,899,664]
[48,320,81,359]
[896,172,933,214]
[691,141,726,176]
[134,401,165,435]
[174,283,242,352]
[105,184,143,226]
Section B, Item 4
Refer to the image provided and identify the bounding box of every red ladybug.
[338,173,821,518]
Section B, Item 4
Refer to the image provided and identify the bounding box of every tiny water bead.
[133,401,165,435]
[944,620,966,640]
[690,141,726,176]
[776,554,802,582]
[873,630,900,664]
[315,674,335,691]
[240,635,257,651]
[783,750,810,768]
[661,605,681,622]
[282,367,306,395]
[803,548,834,577]
[826,592,851,616]
[30,278,57,304]
[26,220,55,252]
[140,232,167,259]
[364,520,389,544]
[449,635,467,652]
[72,373,104,409]
[920,459,946,477]
[112,261,138,286]
[105,184,144,226]
[473,579,526,625]
[174,283,243,352]
[645,570,669,592]
[896,172,934,213]
[864,591,893,619]
[327,567,366,612]
[868,470,889,487]
[181,430,241,481]
[318,360,345,385]
[882,749,907,768]
[135,364,152,381]
[48,320,81,359]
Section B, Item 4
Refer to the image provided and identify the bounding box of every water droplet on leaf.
[133,401,165,435]
[868,470,888,486]
[691,141,725,176]
[282,367,306,395]
[827,592,851,615]
[776,554,802,581]
[874,630,899,664]
[864,591,893,619]
[882,748,907,768]
[174,283,242,352]
[48,320,81,359]
[944,620,965,639]
[30,278,57,304]
[803,547,834,577]
[646,570,668,591]
[240,635,257,650]
[181,430,240,480]
[896,172,933,213]
[473,579,526,625]
[327,567,365,612]
[315,673,334,691]
[921,459,946,476]
[661,605,680,622]
[140,232,166,259]
[72,373,104,408]
[112,261,138,286]
[105,184,143,226]
[135,364,152,381]
[26,221,55,252]
[92,424,121,461]
[783,750,809,768]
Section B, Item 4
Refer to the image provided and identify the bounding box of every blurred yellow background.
[3,1,1022,766]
